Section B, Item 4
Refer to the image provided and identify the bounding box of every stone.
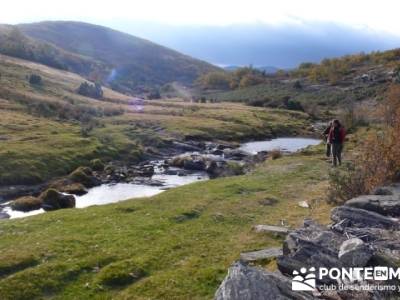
[214,261,316,300]
[40,189,75,211]
[338,238,373,267]
[183,158,206,171]
[240,248,283,262]
[253,225,290,236]
[345,195,400,217]
[59,183,87,196]
[223,149,251,160]
[0,212,10,219]
[10,196,42,212]
[331,206,400,229]
[298,201,310,208]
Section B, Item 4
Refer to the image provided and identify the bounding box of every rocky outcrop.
[215,184,400,300]
[214,262,315,300]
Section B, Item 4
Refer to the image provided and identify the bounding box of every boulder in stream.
[10,196,43,212]
[40,188,75,211]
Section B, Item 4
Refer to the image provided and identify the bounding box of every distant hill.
[0,21,220,94]
[224,65,280,74]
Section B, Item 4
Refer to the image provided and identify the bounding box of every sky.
[2,0,400,67]
[2,0,400,34]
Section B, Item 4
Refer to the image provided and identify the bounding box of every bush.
[29,74,42,85]
[269,149,283,160]
[77,82,103,99]
[90,159,105,171]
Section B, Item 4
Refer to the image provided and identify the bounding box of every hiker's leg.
[332,144,338,166]
[326,143,331,157]
[337,144,343,165]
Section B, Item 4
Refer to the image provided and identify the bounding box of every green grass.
[0,54,313,185]
[0,146,332,299]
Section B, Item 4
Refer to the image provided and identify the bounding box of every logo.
[292,267,316,291]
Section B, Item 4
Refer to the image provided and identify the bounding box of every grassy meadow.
[0,54,313,185]
[0,145,332,299]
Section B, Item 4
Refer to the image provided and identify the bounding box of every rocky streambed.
[215,184,400,300]
[0,137,320,219]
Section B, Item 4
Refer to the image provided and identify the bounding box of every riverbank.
[1,137,320,219]
[0,143,332,299]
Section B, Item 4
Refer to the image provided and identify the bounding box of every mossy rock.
[94,259,147,288]
[90,159,105,171]
[59,183,87,196]
[69,166,99,187]
[10,196,42,212]
[39,188,75,211]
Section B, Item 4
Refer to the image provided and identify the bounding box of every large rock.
[373,184,400,196]
[69,167,101,188]
[345,195,400,217]
[338,238,373,267]
[40,189,75,211]
[10,196,42,212]
[0,212,10,219]
[214,261,316,300]
[331,206,400,229]
[278,220,345,283]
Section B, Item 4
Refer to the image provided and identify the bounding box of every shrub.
[269,149,283,160]
[90,159,105,171]
[28,74,42,85]
[77,82,103,99]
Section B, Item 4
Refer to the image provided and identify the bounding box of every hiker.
[328,119,346,166]
[323,121,332,158]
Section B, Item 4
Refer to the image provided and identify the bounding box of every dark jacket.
[328,126,346,144]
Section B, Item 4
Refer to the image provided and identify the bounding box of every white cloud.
[1,0,400,35]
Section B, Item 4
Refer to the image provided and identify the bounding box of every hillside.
[15,21,220,93]
[202,49,400,118]
[0,53,311,186]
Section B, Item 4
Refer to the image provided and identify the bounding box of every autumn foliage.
[328,84,400,203]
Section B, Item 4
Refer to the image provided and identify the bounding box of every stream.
[3,137,320,219]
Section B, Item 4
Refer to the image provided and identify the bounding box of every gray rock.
[331,206,400,229]
[373,184,400,196]
[338,238,373,267]
[183,158,206,171]
[223,149,251,160]
[278,221,345,284]
[172,141,202,152]
[345,195,400,217]
[240,248,283,262]
[214,261,316,300]
[253,225,290,236]
[0,212,10,219]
